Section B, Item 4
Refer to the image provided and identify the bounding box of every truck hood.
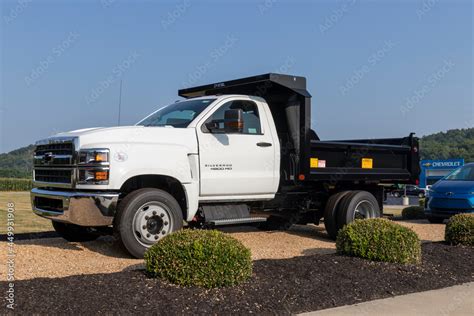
[46,126,198,153]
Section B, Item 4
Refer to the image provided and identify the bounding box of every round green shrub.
[402,206,426,220]
[445,214,474,246]
[336,218,421,264]
[144,229,252,288]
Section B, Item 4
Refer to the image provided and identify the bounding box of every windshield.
[444,165,474,181]
[137,98,216,128]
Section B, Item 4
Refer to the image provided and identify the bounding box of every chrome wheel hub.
[353,200,376,220]
[132,202,172,247]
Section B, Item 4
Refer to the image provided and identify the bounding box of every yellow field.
[0,191,52,234]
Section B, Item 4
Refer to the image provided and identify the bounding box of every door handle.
[257,142,272,147]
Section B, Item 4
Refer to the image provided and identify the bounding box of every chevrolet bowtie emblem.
[43,152,53,164]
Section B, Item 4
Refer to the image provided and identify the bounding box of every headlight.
[79,149,109,165]
[77,149,109,184]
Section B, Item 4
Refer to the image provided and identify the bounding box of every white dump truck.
[31,73,420,258]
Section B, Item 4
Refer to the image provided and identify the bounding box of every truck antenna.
[117,80,123,126]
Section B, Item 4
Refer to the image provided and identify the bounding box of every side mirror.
[224,109,244,133]
[205,121,220,132]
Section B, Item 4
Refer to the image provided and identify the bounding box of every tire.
[393,192,400,198]
[114,188,183,258]
[52,221,100,242]
[427,216,444,224]
[323,191,351,240]
[337,191,381,229]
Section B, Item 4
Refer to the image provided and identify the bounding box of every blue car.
[425,163,474,223]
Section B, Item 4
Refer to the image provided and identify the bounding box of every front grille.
[34,169,73,184]
[34,196,64,213]
[35,143,74,156]
[33,138,76,188]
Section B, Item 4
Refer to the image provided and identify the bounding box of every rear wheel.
[337,191,380,229]
[52,221,100,242]
[323,191,351,240]
[114,188,183,258]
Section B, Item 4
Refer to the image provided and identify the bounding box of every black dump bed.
[179,73,420,185]
[310,135,419,183]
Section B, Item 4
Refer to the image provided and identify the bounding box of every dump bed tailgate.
[308,134,420,184]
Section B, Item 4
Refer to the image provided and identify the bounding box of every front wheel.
[52,221,100,242]
[114,188,183,258]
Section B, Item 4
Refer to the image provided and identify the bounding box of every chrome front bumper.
[31,188,120,226]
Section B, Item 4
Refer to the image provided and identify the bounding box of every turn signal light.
[95,171,109,181]
[94,152,108,162]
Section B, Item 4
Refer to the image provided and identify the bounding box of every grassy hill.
[0,127,472,179]
[0,145,35,178]
[419,128,474,162]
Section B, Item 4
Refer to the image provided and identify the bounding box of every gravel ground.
[3,243,473,315]
[0,220,445,281]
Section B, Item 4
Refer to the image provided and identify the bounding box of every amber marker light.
[95,171,109,181]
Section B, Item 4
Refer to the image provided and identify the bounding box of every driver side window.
[204,100,262,134]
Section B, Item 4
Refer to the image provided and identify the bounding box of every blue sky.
[0,0,472,153]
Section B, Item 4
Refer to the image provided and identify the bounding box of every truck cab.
[31,73,420,258]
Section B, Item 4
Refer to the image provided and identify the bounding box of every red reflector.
[415,179,420,185]
[298,174,305,181]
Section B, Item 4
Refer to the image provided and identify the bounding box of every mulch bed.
[3,243,473,315]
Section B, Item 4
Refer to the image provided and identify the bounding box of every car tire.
[427,216,444,224]
[114,188,183,258]
[323,191,351,240]
[52,221,100,242]
[337,191,381,229]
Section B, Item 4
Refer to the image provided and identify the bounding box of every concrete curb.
[300,282,474,316]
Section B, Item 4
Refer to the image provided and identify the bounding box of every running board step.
[208,217,267,226]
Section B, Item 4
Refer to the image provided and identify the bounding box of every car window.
[205,100,262,134]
